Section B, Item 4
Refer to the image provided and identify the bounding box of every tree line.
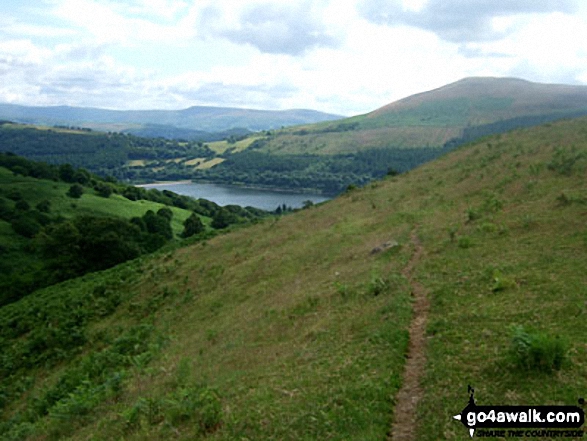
[0,124,215,179]
[0,153,268,306]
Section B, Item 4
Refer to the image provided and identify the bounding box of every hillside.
[185,77,587,192]
[0,103,343,138]
[255,77,587,154]
[0,122,216,182]
[6,77,587,195]
[0,154,268,306]
[1,117,586,439]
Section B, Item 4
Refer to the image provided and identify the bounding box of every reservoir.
[140,181,332,211]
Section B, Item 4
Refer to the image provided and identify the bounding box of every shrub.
[121,385,222,435]
[457,236,472,249]
[466,207,480,222]
[14,199,30,211]
[94,182,113,198]
[367,276,390,297]
[11,215,42,238]
[509,326,568,372]
[483,195,503,212]
[447,226,458,242]
[36,199,51,213]
[478,222,497,233]
[491,270,517,292]
[67,184,84,199]
[547,147,586,176]
[164,386,222,433]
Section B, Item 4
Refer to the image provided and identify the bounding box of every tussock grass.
[2,117,587,439]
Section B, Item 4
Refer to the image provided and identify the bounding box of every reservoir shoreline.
[136,180,332,211]
[135,179,337,197]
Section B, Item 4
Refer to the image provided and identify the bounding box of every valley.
[1,114,585,439]
[3,78,587,196]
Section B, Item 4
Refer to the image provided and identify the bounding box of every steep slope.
[192,77,587,193]
[1,117,586,440]
[253,77,587,154]
[0,153,268,306]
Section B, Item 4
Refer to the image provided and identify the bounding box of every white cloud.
[50,0,196,45]
[0,0,585,114]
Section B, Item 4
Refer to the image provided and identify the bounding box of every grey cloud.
[217,3,340,55]
[359,0,577,43]
[457,45,513,59]
[59,44,108,62]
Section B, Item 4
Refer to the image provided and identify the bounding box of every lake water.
[140,181,332,211]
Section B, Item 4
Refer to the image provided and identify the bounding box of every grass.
[410,119,587,440]
[195,157,226,170]
[0,167,200,236]
[2,117,587,439]
[207,136,263,154]
[250,79,587,157]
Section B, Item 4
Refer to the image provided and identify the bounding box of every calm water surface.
[141,181,332,211]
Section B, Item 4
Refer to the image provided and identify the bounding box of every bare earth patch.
[389,231,429,441]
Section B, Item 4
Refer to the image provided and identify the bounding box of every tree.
[181,213,205,238]
[73,168,91,185]
[75,217,142,271]
[11,215,41,238]
[14,199,30,211]
[142,210,172,240]
[36,199,51,213]
[94,182,113,198]
[211,207,238,229]
[59,164,76,183]
[67,184,84,199]
[157,207,173,221]
[37,220,83,280]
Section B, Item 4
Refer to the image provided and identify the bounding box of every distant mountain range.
[0,103,343,140]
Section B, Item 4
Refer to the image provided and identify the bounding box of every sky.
[1,0,587,116]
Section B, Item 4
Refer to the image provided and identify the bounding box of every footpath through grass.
[1,117,586,439]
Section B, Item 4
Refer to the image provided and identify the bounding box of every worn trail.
[388,231,429,441]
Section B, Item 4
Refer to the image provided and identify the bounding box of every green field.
[1,117,586,439]
[0,167,197,236]
[207,135,264,154]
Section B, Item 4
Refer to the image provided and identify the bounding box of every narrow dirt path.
[388,231,430,441]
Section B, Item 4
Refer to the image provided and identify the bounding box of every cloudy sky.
[1,0,587,116]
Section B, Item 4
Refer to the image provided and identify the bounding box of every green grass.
[2,117,587,439]
[0,167,201,236]
[251,78,587,156]
[207,136,263,154]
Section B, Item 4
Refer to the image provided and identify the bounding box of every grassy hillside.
[0,167,196,235]
[0,122,215,182]
[190,77,587,193]
[1,117,586,439]
[255,77,587,154]
[0,164,201,305]
[0,154,269,306]
[8,77,586,195]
